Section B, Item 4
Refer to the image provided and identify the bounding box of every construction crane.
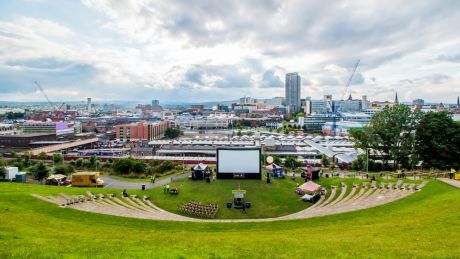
[57,102,66,110]
[342,59,360,100]
[34,81,54,109]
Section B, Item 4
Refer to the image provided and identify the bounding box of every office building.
[333,99,362,113]
[239,97,256,104]
[21,122,75,136]
[115,121,170,142]
[87,97,92,113]
[362,96,369,110]
[412,99,425,106]
[285,73,301,113]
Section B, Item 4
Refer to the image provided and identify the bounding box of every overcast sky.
[1,0,459,103]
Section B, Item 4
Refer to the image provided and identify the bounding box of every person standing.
[242,202,246,214]
[152,174,156,183]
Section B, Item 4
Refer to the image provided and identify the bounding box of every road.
[100,172,191,190]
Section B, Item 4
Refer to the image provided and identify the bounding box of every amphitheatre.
[1,173,460,258]
[34,179,428,222]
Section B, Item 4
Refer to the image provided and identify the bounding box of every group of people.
[178,200,219,218]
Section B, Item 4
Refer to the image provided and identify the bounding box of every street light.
[366,148,369,175]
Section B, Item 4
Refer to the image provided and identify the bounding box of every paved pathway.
[438,178,460,189]
[101,173,191,190]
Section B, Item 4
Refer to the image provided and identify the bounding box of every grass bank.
[0,181,459,258]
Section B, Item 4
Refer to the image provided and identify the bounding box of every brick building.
[115,121,169,142]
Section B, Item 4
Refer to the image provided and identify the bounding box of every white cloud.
[0,0,459,103]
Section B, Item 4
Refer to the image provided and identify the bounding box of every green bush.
[54,164,75,175]
[157,161,174,174]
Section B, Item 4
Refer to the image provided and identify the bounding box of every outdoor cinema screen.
[217,148,261,179]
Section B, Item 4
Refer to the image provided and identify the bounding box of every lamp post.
[366,148,369,175]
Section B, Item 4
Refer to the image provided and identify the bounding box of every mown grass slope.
[0,181,459,258]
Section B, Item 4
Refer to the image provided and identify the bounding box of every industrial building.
[147,133,359,165]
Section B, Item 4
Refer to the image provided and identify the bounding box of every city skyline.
[1,0,460,103]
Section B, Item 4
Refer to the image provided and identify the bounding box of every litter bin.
[141,185,146,191]
[245,202,251,209]
[266,178,271,183]
[226,202,232,208]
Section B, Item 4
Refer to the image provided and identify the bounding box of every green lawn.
[108,171,184,183]
[146,177,311,219]
[0,180,459,258]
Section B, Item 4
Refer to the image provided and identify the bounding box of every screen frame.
[216,147,262,179]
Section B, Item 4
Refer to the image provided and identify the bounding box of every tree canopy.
[350,105,422,168]
[350,106,459,170]
[164,127,181,139]
[415,111,460,169]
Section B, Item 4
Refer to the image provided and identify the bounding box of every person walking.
[450,168,456,179]
[242,202,246,214]
[163,185,167,194]
[152,174,156,184]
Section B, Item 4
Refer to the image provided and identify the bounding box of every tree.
[38,152,47,161]
[350,105,421,169]
[415,112,460,169]
[161,161,175,173]
[284,156,302,169]
[272,155,282,165]
[0,166,6,179]
[54,164,75,175]
[321,155,330,167]
[52,153,64,164]
[164,127,181,139]
[22,152,32,167]
[89,155,98,166]
[132,160,147,173]
[150,160,160,167]
[351,155,366,171]
[31,162,49,183]
[113,158,131,174]
[81,159,91,169]
[74,158,84,168]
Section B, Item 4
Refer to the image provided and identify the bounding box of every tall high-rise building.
[362,95,369,110]
[87,97,92,113]
[412,99,424,106]
[285,72,301,113]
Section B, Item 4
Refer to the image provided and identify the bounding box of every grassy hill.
[0,181,459,258]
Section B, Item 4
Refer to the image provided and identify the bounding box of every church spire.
[395,92,399,104]
[348,93,352,101]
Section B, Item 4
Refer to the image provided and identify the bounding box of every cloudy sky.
[1,0,460,103]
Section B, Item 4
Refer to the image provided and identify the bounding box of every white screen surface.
[218,149,260,173]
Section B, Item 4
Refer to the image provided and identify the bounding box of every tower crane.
[342,59,360,100]
[34,81,54,109]
[35,81,67,114]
